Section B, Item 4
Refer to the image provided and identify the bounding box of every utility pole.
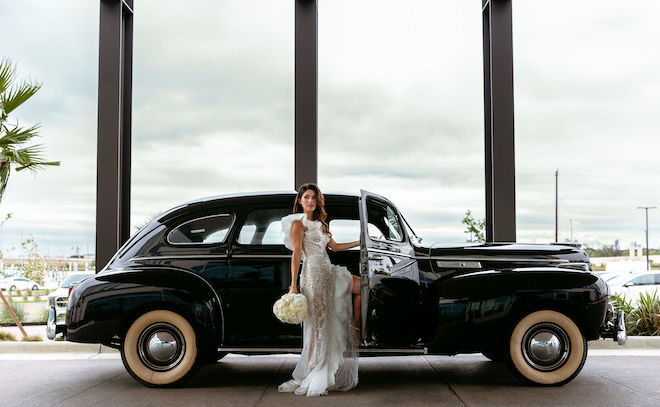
[569,218,573,242]
[555,169,559,242]
[637,206,656,271]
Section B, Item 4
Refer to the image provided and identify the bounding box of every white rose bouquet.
[273,293,307,324]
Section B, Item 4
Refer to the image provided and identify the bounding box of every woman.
[278,183,360,397]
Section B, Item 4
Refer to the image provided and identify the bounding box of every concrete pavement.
[2,352,659,407]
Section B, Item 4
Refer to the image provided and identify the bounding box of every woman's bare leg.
[351,275,361,343]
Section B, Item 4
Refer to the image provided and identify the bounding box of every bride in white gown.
[278,183,360,397]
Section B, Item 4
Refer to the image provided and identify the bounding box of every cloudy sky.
[1,0,659,257]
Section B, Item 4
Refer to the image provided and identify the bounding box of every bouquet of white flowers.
[273,293,307,324]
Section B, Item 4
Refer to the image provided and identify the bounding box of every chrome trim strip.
[130,255,229,261]
[435,260,482,269]
[231,254,292,259]
[166,213,235,246]
[368,248,416,259]
[218,347,428,354]
[428,256,569,263]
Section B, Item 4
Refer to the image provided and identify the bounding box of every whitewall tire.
[508,310,587,386]
[121,310,200,387]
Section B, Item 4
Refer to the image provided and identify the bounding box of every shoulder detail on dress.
[281,213,306,251]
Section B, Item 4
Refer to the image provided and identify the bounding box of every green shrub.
[636,292,660,336]
[611,292,660,336]
[33,307,50,323]
[0,331,17,341]
[22,290,28,301]
[21,335,43,342]
[0,296,25,323]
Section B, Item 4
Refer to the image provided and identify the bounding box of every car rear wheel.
[32,285,38,291]
[9,285,16,291]
[121,310,201,387]
[507,310,587,386]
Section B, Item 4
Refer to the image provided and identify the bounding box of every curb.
[0,337,658,353]
[0,341,118,353]
[588,336,660,349]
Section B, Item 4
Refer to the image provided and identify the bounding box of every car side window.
[631,274,654,286]
[366,198,404,242]
[238,208,290,245]
[167,214,234,245]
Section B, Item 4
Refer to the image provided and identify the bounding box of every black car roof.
[157,190,360,222]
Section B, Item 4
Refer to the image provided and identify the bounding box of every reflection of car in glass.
[46,273,94,339]
[66,191,625,388]
[608,272,660,303]
[0,276,39,291]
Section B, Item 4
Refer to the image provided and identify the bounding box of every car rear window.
[168,213,234,245]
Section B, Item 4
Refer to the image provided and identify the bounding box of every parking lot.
[2,350,659,407]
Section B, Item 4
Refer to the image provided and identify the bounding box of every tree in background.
[585,245,628,258]
[462,210,485,243]
[0,212,11,259]
[0,58,60,202]
[20,238,45,286]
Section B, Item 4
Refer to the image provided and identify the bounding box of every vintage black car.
[66,190,625,387]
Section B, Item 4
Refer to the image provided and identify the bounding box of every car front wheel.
[121,310,201,387]
[508,310,587,386]
[9,285,16,291]
[32,285,38,291]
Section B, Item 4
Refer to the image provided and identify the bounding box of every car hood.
[426,242,589,266]
[48,287,70,299]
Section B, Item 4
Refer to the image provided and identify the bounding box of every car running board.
[217,347,429,355]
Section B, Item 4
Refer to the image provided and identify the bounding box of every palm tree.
[0,58,60,202]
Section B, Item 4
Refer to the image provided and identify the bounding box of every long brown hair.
[293,183,330,234]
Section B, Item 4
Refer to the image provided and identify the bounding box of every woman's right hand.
[288,286,298,294]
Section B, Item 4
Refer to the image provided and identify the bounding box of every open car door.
[359,190,420,346]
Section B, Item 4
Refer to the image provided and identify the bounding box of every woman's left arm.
[328,237,360,252]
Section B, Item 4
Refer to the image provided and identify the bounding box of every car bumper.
[46,306,67,339]
[599,303,627,345]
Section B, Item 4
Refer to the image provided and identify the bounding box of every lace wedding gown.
[278,213,359,396]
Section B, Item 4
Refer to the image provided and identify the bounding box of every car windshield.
[60,274,93,288]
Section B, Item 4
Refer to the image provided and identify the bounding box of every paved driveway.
[2,351,659,407]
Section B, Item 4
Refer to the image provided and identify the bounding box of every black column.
[294,0,318,190]
[96,0,133,270]
[482,0,516,242]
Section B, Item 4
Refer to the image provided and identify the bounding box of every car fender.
[67,267,224,350]
[427,268,606,352]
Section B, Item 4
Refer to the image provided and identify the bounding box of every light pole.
[555,169,559,242]
[637,206,656,271]
[569,218,573,242]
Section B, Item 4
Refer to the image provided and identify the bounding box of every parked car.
[0,276,39,292]
[66,191,625,387]
[608,272,660,303]
[46,272,94,339]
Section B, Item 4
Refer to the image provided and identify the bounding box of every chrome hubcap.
[522,322,570,372]
[137,322,185,371]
